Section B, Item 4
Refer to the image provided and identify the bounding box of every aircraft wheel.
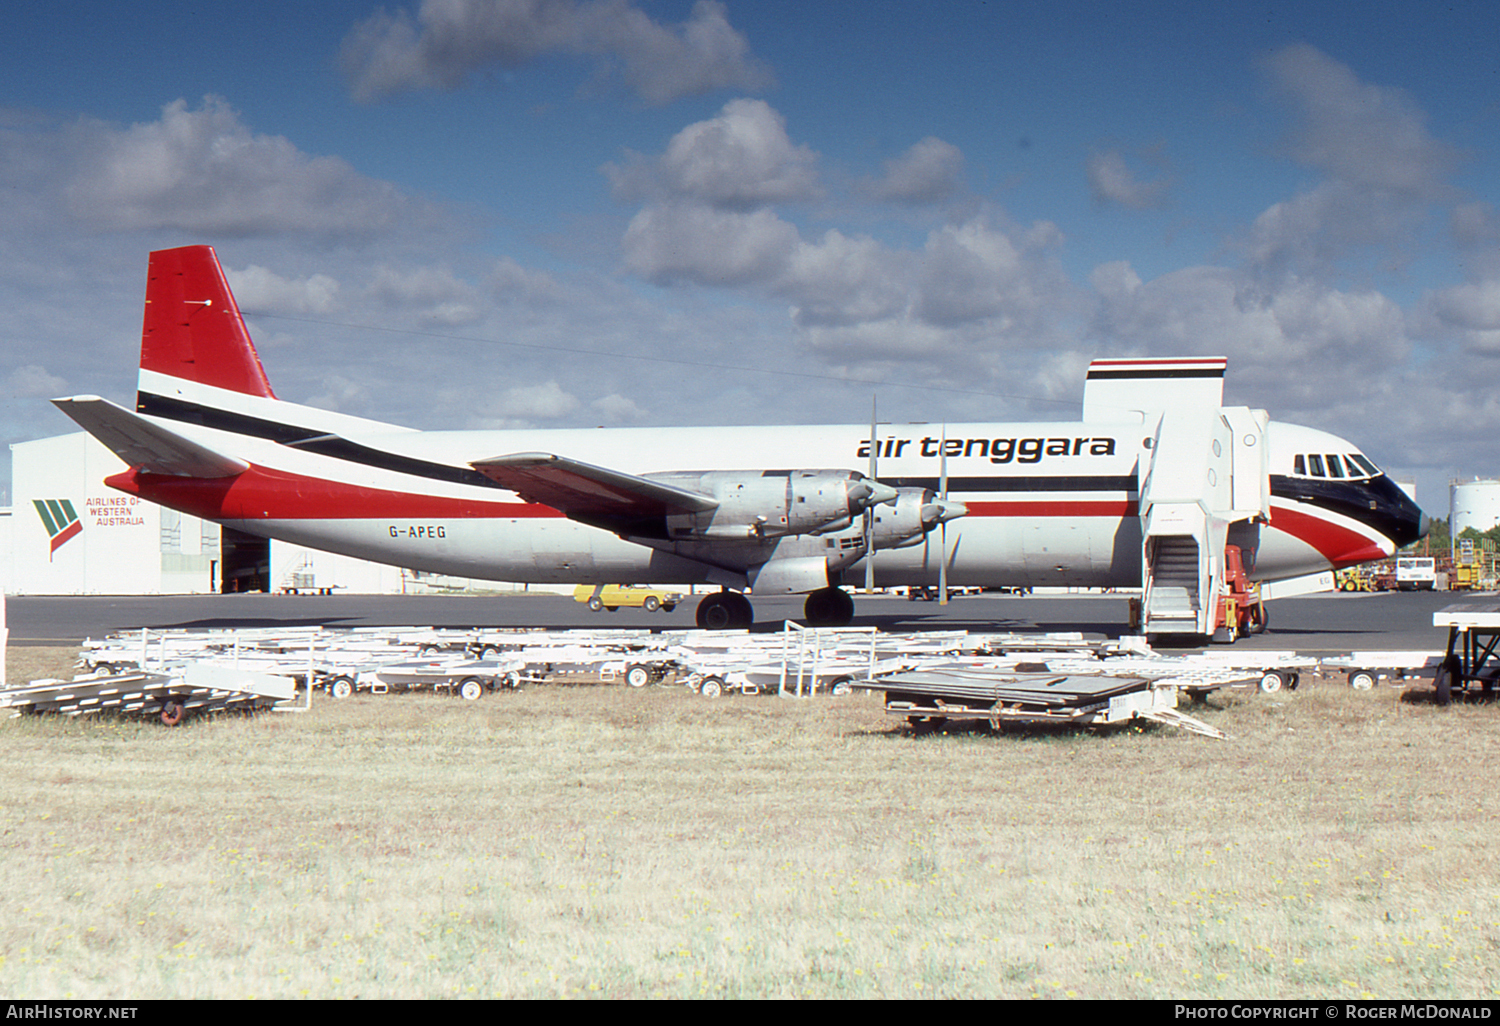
[160,700,187,727]
[643,596,660,612]
[696,593,753,630]
[1348,670,1377,691]
[803,587,854,627]
[1434,655,1458,705]
[458,677,484,701]
[625,664,651,688]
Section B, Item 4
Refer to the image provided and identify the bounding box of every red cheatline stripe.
[108,463,1146,523]
[106,466,565,521]
[965,500,1137,518]
[50,519,81,552]
[1269,504,1389,568]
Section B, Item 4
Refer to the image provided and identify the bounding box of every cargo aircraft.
[54,246,1427,633]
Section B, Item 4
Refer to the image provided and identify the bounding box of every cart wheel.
[699,676,724,698]
[328,676,354,700]
[503,670,521,689]
[1348,670,1377,691]
[1257,670,1286,693]
[160,700,187,727]
[625,664,651,688]
[829,675,853,697]
[1434,655,1458,705]
[458,677,484,701]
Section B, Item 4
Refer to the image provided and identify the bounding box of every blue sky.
[2,0,1498,512]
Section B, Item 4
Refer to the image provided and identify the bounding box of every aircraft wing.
[470,452,718,518]
[52,396,249,479]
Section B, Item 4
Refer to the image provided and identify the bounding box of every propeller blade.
[865,395,877,593]
[939,425,949,605]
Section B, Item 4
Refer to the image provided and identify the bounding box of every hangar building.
[8,432,411,596]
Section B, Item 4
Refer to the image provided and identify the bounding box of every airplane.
[53,245,1427,635]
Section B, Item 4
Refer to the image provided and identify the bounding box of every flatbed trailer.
[856,668,1228,739]
[0,663,296,725]
[1430,603,1500,703]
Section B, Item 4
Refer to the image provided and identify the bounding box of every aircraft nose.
[1418,511,1431,539]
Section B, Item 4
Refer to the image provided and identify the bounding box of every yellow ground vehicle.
[573,584,683,613]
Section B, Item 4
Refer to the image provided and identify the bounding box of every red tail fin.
[140,245,276,399]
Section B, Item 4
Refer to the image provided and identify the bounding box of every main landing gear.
[695,590,754,630]
[692,587,856,630]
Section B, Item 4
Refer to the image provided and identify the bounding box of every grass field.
[3,645,1499,1000]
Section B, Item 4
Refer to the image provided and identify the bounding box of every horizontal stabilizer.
[471,452,718,518]
[51,396,249,479]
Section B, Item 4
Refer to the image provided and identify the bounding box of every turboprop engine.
[643,469,898,542]
[869,487,968,550]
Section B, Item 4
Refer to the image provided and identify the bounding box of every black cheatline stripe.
[1084,368,1224,379]
[1269,474,1426,548]
[139,391,1140,498]
[137,391,506,491]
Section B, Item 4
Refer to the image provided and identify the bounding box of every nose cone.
[920,498,968,527]
[858,480,900,508]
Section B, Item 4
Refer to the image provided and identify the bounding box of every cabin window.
[1293,454,1306,476]
[1325,454,1344,478]
[1308,454,1325,477]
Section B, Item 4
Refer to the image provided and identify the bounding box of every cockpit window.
[1290,452,1381,479]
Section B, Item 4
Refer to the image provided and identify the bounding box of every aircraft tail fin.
[52,395,249,479]
[1081,357,1226,421]
[140,245,277,400]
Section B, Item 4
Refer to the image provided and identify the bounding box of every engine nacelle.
[868,487,967,550]
[646,469,897,542]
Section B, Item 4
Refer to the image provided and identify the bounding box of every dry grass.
[3,649,1499,1000]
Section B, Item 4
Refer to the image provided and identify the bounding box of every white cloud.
[605,99,820,209]
[63,98,440,241]
[621,202,799,286]
[1261,43,1461,198]
[7,364,68,398]
[228,265,341,316]
[367,263,483,325]
[782,230,908,329]
[1243,45,1464,276]
[860,137,965,205]
[489,256,565,303]
[1430,280,1500,332]
[496,380,581,420]
[590,393,649,422]
[915,216,1068,330]
[341,0,772,106]
[1086,148,1171,210]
